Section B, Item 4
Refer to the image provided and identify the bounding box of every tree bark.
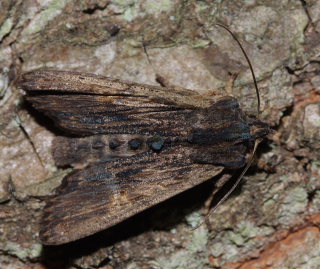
[0,0,319,268]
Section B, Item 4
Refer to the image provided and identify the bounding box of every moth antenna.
[193,139,262,230]
[215,24,261,116]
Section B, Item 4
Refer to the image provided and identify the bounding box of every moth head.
[248,116,272,141]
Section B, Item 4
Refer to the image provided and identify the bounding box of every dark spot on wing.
[86,171,113,181]
[92,140,105,149]
[188,122,251,145]
[109,138,121,150]
[80,165,114,182]
[128,138,143,150]
[147,136,164,152]
[115,167,143,178]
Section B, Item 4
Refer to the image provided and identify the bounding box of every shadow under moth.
[18,34,271,246]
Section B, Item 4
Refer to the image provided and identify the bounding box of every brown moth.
[18,69,271,245]
[18,22,275,246]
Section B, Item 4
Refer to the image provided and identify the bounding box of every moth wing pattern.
[40,147,223,245]
[18,70,258,245]
[52,134,152,167]
[19,70,223,136]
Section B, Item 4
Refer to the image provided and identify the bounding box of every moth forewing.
[19,70,222,108]
[18,69,270,245]
[40,148,224,245]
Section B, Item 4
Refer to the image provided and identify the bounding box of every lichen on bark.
[0,0,320,268]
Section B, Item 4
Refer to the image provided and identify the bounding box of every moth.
[18,34,271,245]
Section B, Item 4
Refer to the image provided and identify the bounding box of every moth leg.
[142,42,187,90]
[225,73,239,96]
[203,190,215,215]
[155,73,172,88]
[202,174,231,219]
[154,74,188,91]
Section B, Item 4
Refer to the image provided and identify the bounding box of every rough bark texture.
[0,0,319,268]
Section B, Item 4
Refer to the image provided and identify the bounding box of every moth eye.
[109,139,121,150]
[128,138,143,150]
[92,140,105,149]
[147,136,164,152]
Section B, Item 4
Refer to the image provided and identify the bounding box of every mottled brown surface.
[0,0,319,268]
[19,70,268,245]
